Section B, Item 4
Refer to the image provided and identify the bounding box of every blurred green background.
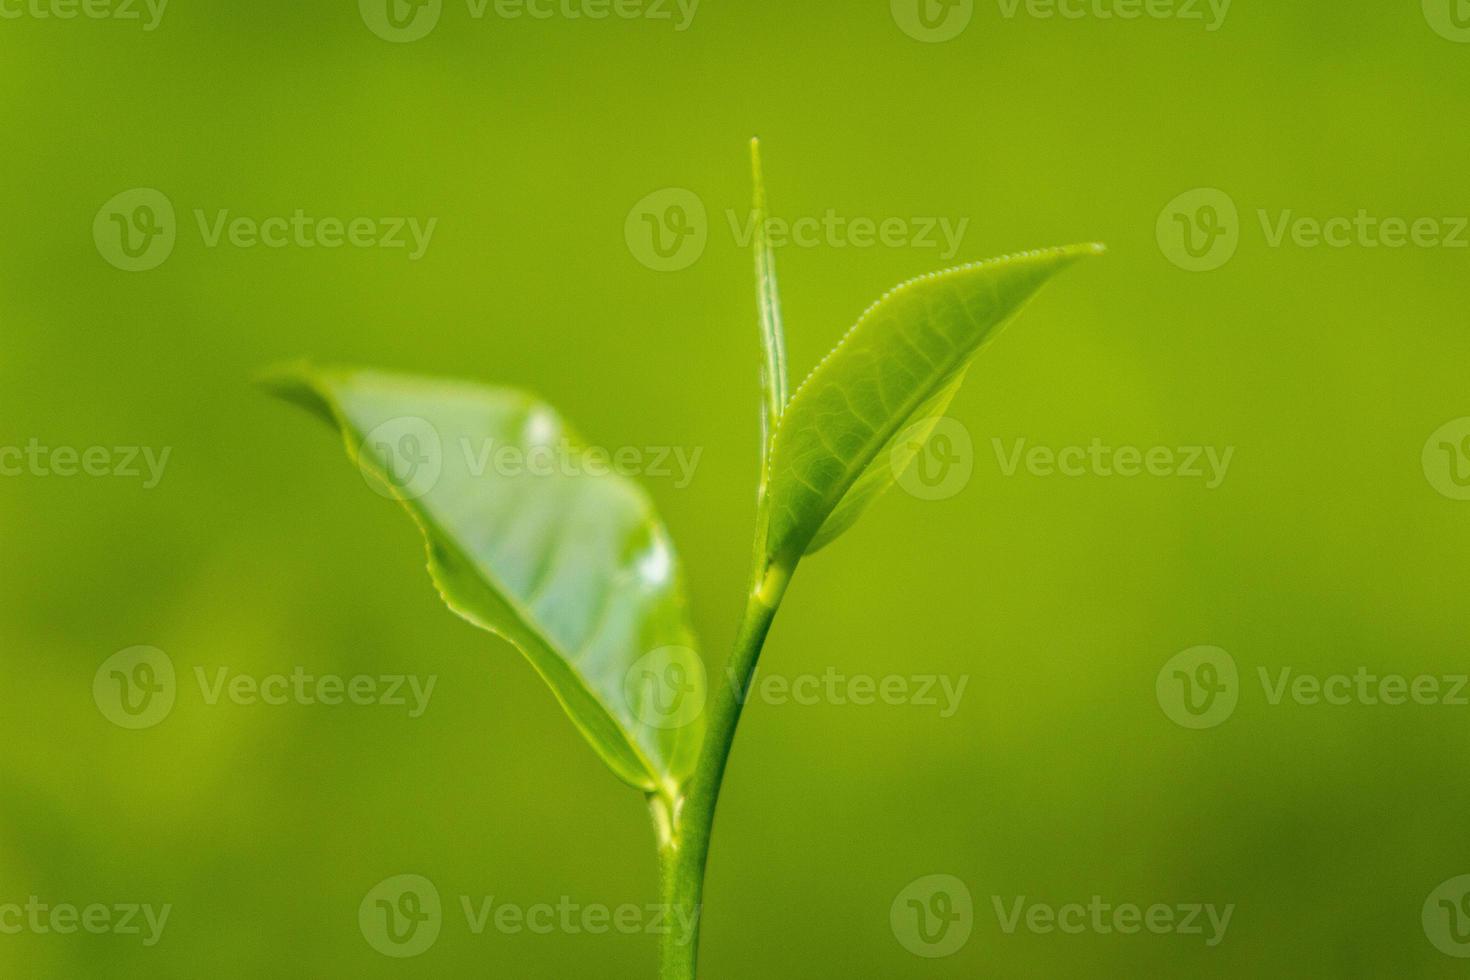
[4,0,1470,975]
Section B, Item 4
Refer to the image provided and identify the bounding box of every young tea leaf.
[751,137,789,468]
[763,244,1105,566]
[749,138,791,576]
[262,365,705,798]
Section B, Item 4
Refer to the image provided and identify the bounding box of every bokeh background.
[4,0,1470,975]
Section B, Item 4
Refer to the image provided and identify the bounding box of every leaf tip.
[255,358,313,396]
[1047,241,1107,264]
[254,361,336,426]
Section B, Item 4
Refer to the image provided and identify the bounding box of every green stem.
[654,559,793,979]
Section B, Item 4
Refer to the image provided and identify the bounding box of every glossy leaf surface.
[764,244,1104,564]
[265,365,705,795]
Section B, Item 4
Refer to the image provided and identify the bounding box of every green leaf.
[750,137,789,471]
[763,244,1105,566]
[749,138,790,579]
[262,365,705,797]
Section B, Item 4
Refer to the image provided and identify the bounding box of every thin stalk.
[654,558,794,979]
[651,792,697,980]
